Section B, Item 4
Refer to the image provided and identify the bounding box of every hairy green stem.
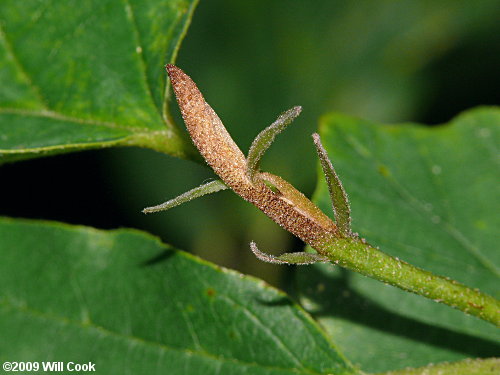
[376,357,500,375]
[316,236,500,326]
[163,64,500,327]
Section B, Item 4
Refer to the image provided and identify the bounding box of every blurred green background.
[3,0,499,287]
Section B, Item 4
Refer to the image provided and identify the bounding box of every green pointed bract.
[250,241,329,265]
[312,133,352,237]
[143,180,227,214]
[246,106,302,180]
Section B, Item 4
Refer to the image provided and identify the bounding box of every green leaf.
[0,0,198,162]
[0,217,358,375]
[296,107,500,373]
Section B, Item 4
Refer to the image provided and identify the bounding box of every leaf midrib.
[121,0,165,120]
[0,107,152,133]
[0,2,169,136]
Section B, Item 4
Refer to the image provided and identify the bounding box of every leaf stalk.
[315,235,500,326]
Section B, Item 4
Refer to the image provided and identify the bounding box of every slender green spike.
[250,241,329,265]
[143,180,227,214]
[312,133,352,237]
[247,106,302,180]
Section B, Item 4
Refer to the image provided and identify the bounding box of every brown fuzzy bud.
[166,65,338,248]
[166,65,249,189]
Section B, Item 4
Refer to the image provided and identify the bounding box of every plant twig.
[316,235,500,326]
[153,64,500,326]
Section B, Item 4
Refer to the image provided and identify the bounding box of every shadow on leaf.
[298,267,499,358]
[141,249,176,267]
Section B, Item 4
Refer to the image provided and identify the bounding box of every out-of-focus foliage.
[3,0,499,286]
[113,0,499,282]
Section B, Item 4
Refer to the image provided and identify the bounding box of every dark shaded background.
[2,0,499,288]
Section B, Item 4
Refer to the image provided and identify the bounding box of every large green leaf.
[0,217,358,375]
[0,0,198,162]
[296,107,500,373]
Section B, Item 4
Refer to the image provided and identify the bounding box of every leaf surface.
[296,107,500,373]
[0,217,358,375]
[0,0,198,162]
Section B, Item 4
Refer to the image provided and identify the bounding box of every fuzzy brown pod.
[145,65,353,264]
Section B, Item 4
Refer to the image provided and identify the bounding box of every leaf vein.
[343,131,499,277]
[0,107,149,133]
[122,0,163,120]
[1,299,325,374]
[0,22,49,109]
[220,295,305,370]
